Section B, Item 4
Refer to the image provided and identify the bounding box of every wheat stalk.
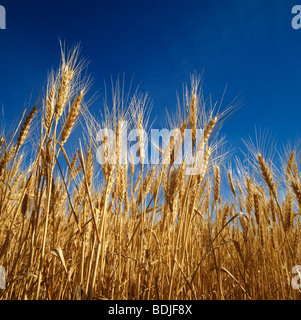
[17,105,37,150]
[61,91,84,145]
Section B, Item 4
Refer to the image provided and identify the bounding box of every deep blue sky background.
[0,0,301,156]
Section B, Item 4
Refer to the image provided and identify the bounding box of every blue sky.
[0,0,301,156]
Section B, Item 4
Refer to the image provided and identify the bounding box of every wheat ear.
[17,105,37,150]
[61,91,84,145]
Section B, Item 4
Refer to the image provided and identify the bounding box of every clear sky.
[0,0,301,155]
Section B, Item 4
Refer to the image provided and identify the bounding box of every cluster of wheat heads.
[0,46,300,300]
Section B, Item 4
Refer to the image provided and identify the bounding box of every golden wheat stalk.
[258,154,276,195]
[61,91,84,145]
[45,82,56,130]
[228,171,236,198]
[291,179,301,209]
[55,66,74,120]
[17,105,37,150]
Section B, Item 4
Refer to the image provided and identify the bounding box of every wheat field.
[0,45,300,300]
